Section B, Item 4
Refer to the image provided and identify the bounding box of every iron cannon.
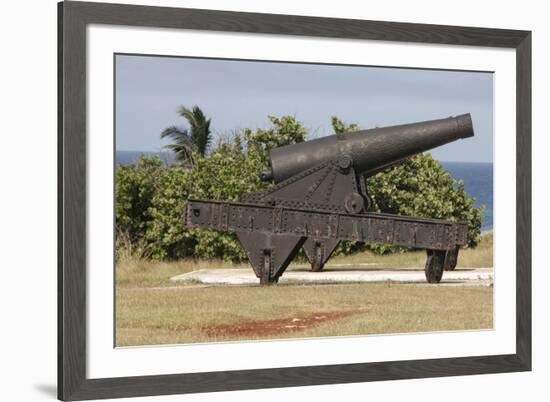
[186,114,474,285]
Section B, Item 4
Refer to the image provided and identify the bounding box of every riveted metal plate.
[186,199,468,251]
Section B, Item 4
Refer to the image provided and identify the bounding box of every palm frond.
[163,105,212,165]
[160,125,196,166]
[161,126,188,140]
[176,105,212,157]
[162,143,194,166]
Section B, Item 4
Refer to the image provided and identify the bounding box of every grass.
[116,282,493,346]
[116,258,250,288]
[115,232,493,346]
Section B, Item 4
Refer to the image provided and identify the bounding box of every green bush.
[144,164,193,260]
[115,155,193,259]
[115,116,308,261]
[115,155,164,250]
[243,115,307,167]
[115,114,484,261]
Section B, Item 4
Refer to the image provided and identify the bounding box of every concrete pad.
[171,267,494,285]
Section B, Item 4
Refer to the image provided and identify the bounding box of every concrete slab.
[171,267,494,286]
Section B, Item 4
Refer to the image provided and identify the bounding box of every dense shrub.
[115,155,165,250]
[144,163,193,259]
[115,116,308,261]
[115,155,192,259]
[115,115,484,261]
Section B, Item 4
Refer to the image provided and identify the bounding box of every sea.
[116,151,493,230]
[442,162,493,230]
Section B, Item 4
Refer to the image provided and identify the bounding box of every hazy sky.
[115,54,493,163]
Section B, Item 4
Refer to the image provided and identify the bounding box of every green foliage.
[144,164,193,260]
[116,114,484,262]
[115,155,193,260]
[115,155,164,248]
[116,115,309,261]
[244,115,307,167]
[331,116,360,134]
[190,136,265,201]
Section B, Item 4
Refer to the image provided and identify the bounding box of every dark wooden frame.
[58,1,531,400]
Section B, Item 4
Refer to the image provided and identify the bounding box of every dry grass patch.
[116,282,493,346]
[116,257,250,288]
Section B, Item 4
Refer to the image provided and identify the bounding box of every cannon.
[185,114,474,285]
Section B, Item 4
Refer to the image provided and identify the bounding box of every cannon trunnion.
[185,114,474,285]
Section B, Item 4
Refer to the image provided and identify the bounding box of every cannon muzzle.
[263,114,474,183]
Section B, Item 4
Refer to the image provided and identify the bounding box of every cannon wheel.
[425,250,445,283]
[444,246,459,271]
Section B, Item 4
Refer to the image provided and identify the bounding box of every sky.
[115,54,493,163]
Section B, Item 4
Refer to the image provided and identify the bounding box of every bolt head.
[337,155,352,170]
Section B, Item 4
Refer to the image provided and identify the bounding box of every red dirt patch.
[203,309,366,337]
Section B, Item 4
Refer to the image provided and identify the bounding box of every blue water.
[116,151,493,230]
[116,150,175,165]
[441,162,493,230]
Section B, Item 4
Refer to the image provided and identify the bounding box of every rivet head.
[337,155,352,170]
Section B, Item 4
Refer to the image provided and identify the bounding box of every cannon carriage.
[185,114,474,285]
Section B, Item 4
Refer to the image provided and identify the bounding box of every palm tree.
[161,105,212,167]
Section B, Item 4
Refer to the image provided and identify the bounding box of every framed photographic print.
[58,1,531,400]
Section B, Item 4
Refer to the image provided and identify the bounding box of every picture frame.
[58,1,531,400]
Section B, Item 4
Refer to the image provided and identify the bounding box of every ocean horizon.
[115,150,493,230]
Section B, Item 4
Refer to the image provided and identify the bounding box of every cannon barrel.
[262,114,474,183]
